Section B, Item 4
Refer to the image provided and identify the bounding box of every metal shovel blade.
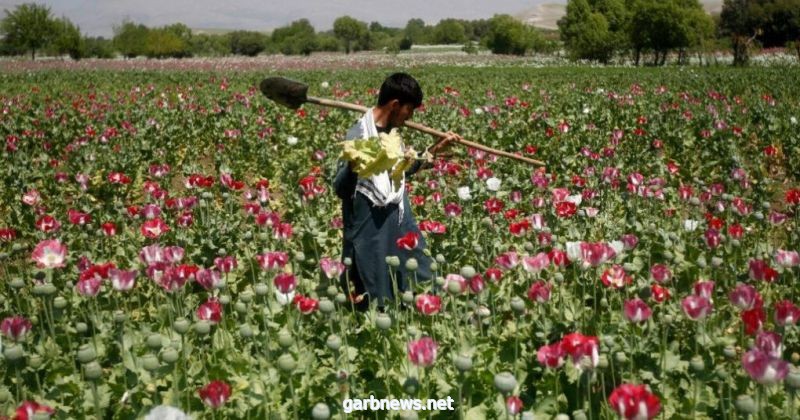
[259,77,309,110]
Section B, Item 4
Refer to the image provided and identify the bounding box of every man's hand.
[428,131,461,157]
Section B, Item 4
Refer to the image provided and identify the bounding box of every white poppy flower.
[457,186,472,201]
[486,177,501,191]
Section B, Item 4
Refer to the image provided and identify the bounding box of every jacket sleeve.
[333,159,358,200]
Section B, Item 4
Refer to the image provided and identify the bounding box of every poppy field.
[1,64,800,419]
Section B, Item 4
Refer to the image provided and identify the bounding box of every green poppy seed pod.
[434,276,445,287]
[3,344,24,361]
[294,252,306,262]
[28,354,43,369]
[277,353,296,373]
[319,298,335,314]
[786,367,800,389]
[254,283,269,296]
[240,291,254,303]
[234,301,247,314]
[326,285,338,297]
[473,245,483,254]
[711,257,724,267]
[0,252,7,260]
[142,354,160,371]
[454,354,473,372]
[792,352,800,364]
[258,232,270,241]
[572,410,588,420]
[243,231,253,239]
[436,254,446,264]
[460,265,476,279]
[219,294,231,305]
[10,278,25,289]
[598,354,610,369]
[84,361,103,380]
[53,296,67,309]
[429,261,439,272]
[375,313,392,330]
[696,256,707,268]
[32,284,47,296]
[343,257,352,267]
[407,326,420,338]
[553,273,564,282]
[723,346,737,359]
[311,403,331,420]
[615,352,627,363]
[403,377,420,395]
[690,356,705,373]
[161,348,179,364]
[173,318,190,335]
[555,415,570,420]
[510,296,526,314]
[334,293,347,304]
[194,320,211,335]
[146,334,163,350]
[405,258,418,272]
[113,311,128,324]
[201,192,213,199]
[662,250,674,260]
[523,242,534,252]
[663,314,674,324]
[386,256,401,267]
[481,217,493,227]
[600,298,609,308]
[239,324,254,338]
[278,329,294,348]
[493,371,517,394]
[447,280,463,295]
[715,366,729,380]
[0,388,11,403]
[402,291,414,304]
[326,334,342,352]
[735,395,757,414]
[76,322,88,334]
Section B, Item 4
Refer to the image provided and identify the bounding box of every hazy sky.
[0,0,556,37]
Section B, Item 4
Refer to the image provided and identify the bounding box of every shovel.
[259,77,545,166]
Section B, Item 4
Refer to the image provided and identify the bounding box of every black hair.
[377,72,423,108]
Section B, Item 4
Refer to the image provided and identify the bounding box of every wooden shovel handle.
[306,96,545,167]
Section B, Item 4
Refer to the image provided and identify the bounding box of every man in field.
[333,72,459,311]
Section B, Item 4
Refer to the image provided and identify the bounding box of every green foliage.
[483,14,543,55]
[142,26,191,59]
[432,19,467,45]
[83,36,114,58]
[112,19,148,58]
[50,17,85,60]
[189,33,229,57]
[0,2,55,59]
[228,30,267,56]
[271,19,317,55]
[333,16,368,54]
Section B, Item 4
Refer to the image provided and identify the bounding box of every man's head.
[377,73,423,129]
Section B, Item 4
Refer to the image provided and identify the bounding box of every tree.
[719,0,760,65]
[333,16,368,53]
[559,0,616,62]
[0,3,55,59]
[189,33,229,56]
[113,20,149,58]
[404,18,429,44]
[484,14,544,55]
[271,19,317,55]
[51,16,85,59]
[84,36,114,58]
[144,28,187,58]
[228,30,267,56]
[432,19,466,44]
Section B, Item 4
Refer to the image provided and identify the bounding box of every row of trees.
[558,0,800,65]
[0,3,553,59]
